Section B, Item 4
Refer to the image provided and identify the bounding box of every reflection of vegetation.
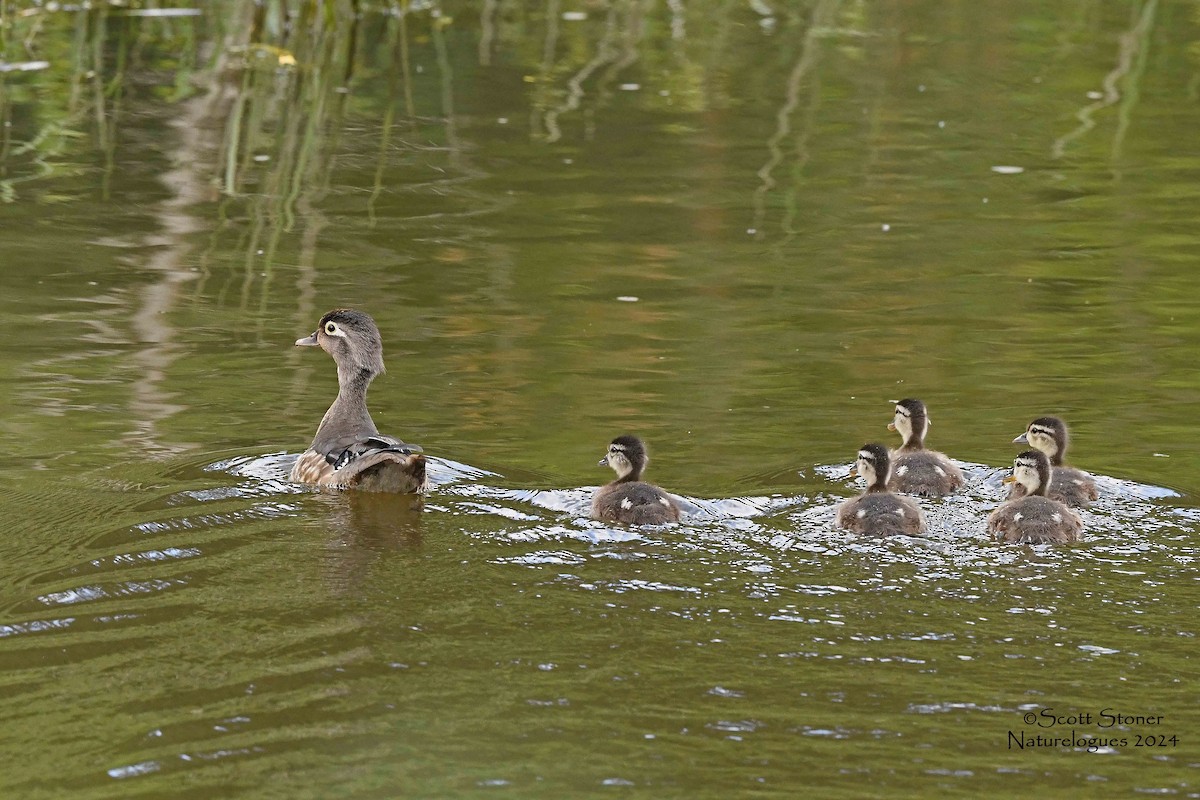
[3,0,1199,476]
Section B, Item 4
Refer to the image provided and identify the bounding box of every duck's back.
[888,449,964,497]
[592,481,681,525]
[836,492,926,537]
[988,495,1082,544]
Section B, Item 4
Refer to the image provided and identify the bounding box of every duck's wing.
[326,433,423,470]
[292,433,427,493]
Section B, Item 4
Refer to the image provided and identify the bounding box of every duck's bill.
[1002,475,1016,484]
[295,332,320,347]
[598,457,608,467]
[887,422,897,431]
[1012,433,1029,444]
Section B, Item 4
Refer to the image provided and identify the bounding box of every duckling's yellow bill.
[887,423,896,431]
[296,332,320,346]
[1002,475,1017,484]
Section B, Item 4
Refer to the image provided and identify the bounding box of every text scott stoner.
[1026,708,1164,728]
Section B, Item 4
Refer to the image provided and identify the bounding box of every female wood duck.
[836,443,927,536]
[1010,416,1098,508]
[592,435,681,524]
[988,449,1083,544]
[290,309,427,493]
[886,398,965,496]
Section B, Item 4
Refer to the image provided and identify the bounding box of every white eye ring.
[324,322,339,335]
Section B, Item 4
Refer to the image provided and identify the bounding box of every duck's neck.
[901,431,925,451]
[1048,447,1065,467]
[1022,468,1051,497]
[612,463,644,484]
[865,468,889,493]
[313,367,378,443]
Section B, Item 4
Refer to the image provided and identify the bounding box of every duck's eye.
[325,322,338,335]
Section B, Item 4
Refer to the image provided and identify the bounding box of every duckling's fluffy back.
[592,481,681,525]
[887,450,964,497]
[988,495,1083,544]
[836,492,926,537]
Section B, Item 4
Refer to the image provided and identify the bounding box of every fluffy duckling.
[290,309,427,493]
[1010,416,1098,508]
[886,398,965,497]
[988,450,1083,544]
[592,435,681,525]
[836,443,927,536]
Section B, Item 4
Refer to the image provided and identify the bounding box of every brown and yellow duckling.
[836,443,927,536]
[988,449,1083,544]
[886,398,965,497]
[592,435,681,525]
[1010,416,1098,508]
[290,309,427,493]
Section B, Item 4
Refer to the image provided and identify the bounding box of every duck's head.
[599,435,648,481]
[296,309,386,378]
[851,442,891,492]
[1013,416,1068,466]
[887,398,929,447]
[1003,449,1052,497]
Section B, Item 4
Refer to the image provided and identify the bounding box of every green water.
[1,1,1198,797]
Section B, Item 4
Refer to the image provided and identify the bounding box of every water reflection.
[3,2,1200,797]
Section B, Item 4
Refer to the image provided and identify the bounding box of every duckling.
[290,309,427,493]
[1010,416,1098,508]
[836,443,927,536]
[886,398,965,497]
[592,435,681,525]
[988,450,1083,544]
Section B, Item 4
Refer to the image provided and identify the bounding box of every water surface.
[1,1,1198,797]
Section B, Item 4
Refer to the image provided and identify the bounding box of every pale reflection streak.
[1051,0,1158,160]
[126,22,244,456]
[543,7,622,143]
[750,0,840,240]
[479,0,497,66]
[667,0,686,41]
[529,0,561,135]
[368,12,418,227]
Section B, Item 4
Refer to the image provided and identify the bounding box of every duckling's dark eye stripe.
[896,408,910,418]
[1030,426,1052,436]
[1016,458,1038,469]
